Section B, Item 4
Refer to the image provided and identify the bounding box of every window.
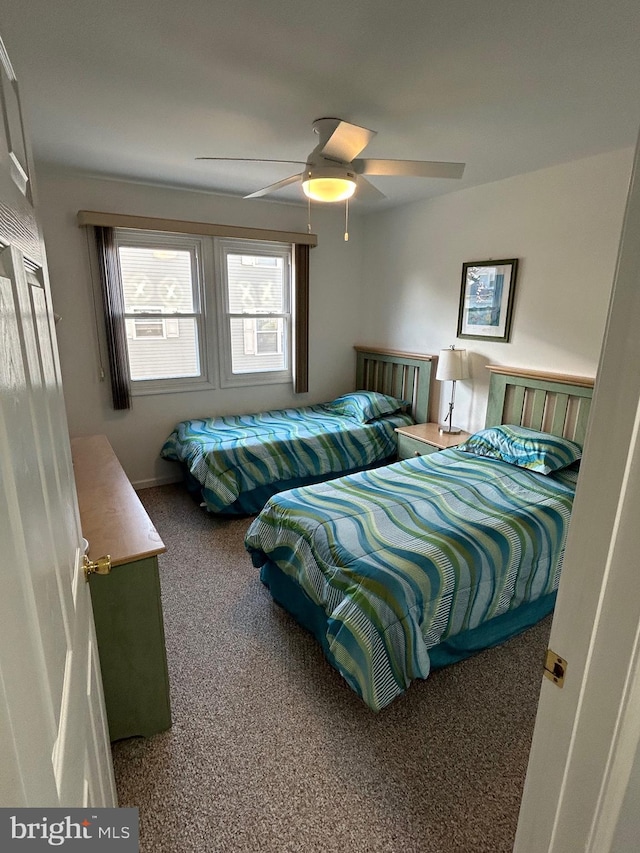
[216,240,292,388]
[106,229,294,394]
[130,307,166,339]
[251,317,284,355]
[114,229,210,391]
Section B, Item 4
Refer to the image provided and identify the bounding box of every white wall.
[37,170,365,486]
[360,148,634,431]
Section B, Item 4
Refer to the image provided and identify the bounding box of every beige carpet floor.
[112,483,551,853]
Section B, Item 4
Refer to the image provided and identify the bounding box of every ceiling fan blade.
[320,120,377,162]
[353,159,466,179]
[355,176,386,201]
[196,157,306,164]
[243,173,303,199]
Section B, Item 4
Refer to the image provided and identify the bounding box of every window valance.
[77,210,318,247]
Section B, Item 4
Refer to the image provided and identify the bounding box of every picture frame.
[457,258,518,342]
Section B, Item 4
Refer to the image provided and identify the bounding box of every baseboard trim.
[133,475,183,491]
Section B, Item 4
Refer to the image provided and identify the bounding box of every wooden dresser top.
[71,434,165,567]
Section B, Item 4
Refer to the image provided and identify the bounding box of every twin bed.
[161,347,434,515]
[244,364,594,711]
[161,348,594,711]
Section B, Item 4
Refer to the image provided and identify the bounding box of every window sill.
[219,371,292,389]
[130,378,217,396]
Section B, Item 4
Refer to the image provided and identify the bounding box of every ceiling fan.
[197,117,465,203]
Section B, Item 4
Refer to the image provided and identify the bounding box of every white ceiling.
[2,0,640,210]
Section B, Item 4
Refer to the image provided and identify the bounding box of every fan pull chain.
[344,197,349,242]
[307,193,312,234]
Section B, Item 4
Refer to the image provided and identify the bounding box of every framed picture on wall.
[457,258,518,342]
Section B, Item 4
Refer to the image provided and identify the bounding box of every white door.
[514,133,640,848]
[0,37,116,807]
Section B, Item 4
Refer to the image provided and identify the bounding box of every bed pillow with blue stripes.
[327,391,408,423]
[457,424,582,474]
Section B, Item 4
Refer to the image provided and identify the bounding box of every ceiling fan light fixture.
[302,168,357,202]
[198,118,465,204]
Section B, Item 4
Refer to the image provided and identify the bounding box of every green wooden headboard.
[485,365,595,445]
[354,346,435,424]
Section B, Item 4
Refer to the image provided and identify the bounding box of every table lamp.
[436,346,469,434]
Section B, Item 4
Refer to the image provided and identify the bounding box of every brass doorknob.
[83,554,112,582]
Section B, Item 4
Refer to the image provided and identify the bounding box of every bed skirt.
[259,559,556,687]
[184,455,397,515]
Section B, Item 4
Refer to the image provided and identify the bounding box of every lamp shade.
[302,176,356,202]
[302,164,357,202]
[436,347,469,381]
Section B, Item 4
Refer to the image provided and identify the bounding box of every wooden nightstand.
[395,423,472,460]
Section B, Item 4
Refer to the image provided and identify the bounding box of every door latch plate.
[544,648,567,687]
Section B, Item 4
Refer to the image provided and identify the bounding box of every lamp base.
[438,424,462,435]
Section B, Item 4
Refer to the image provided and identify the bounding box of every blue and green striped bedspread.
[244,448,576,711]
[160,405,413,514]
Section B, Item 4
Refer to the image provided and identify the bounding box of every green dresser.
[72,435,172,742]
